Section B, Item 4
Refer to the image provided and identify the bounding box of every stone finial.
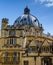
[24,6,30,14]
[2,18,8,23]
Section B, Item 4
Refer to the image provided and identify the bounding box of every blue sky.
[0,0,53,35]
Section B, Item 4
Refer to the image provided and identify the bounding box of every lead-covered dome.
[14,7,40,27]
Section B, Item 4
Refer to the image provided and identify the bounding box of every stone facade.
[0,7,53,65]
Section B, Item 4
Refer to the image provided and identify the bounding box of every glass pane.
[13,52,17,61]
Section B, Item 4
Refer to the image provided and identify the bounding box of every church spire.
[24,6,30,14]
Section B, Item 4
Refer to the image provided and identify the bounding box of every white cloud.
[45,2,53,7]
[34,0,53,7]
[39,0,53,3]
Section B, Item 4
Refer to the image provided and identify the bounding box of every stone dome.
[14,7,40,27]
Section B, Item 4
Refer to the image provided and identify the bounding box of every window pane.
[13,52,17,61]
[10,38,13,44]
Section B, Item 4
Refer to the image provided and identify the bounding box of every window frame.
[13,52,17,62]
[28,46,38,53]
[9,38,16,45]
[41,46,50,53]
[4,52,9,62]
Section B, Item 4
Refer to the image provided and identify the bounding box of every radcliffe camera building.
[0,7,53,65]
